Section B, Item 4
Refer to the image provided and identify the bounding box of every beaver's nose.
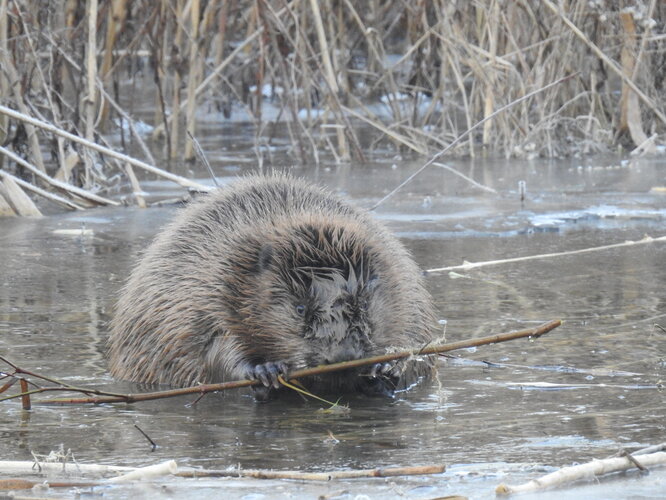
[324,340,362,364]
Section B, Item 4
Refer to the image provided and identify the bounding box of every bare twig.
[427,235,666,273]
[0,319,562,406]
[134,424,158,452]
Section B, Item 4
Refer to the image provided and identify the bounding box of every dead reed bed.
[0,1,664,214]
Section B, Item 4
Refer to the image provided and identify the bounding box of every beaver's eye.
[295,304,306,316]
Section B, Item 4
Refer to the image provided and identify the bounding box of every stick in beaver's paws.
[107,173,438,398]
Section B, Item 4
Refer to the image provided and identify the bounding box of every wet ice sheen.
[0,156,665,499]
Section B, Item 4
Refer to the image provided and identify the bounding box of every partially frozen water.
[1,152,665,499]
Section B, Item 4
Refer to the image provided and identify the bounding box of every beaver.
[108,173,438,399]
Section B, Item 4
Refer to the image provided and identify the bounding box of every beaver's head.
[226,215,393,372]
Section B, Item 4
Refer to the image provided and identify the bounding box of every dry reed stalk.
[543,0,666,127]
[183,0,202,161]
[85,0,99,145]
[619,11,653,152]
[123,164,146,208]
[0,0,7,146]
[167,0,185,157]
[0,145,117,207]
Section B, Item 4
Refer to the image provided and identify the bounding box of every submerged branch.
[0,320,561,406]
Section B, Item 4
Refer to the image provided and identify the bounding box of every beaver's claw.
[369,361,401,379]
[248,361,289,389]
[360,360,403,397]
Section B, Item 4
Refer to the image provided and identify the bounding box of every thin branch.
[187,131,219,188]
[427,235,666,273]
[1,319,561,406]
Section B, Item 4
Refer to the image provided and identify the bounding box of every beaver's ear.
[257,244,273,272]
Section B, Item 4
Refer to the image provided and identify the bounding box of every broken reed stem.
[1,319,562,406]
[0,104,210,192]
[0,145,117,207]
[0,170,83,211]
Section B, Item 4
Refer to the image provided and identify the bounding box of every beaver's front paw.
[369,360,402,379]
[247,361,289,389]
[359,360,403,397]
[246,361,289,402]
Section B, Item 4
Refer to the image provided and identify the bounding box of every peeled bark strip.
[107,460,178,483]
[496,452,666,496]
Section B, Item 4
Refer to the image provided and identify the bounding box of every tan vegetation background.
[0,0,664,214]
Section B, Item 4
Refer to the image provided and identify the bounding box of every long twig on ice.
[0,320,561,406]
[428,235,666,273]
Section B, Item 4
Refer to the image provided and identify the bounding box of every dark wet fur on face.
[107,173,438,399]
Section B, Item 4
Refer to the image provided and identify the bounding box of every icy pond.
[1,141,665,498]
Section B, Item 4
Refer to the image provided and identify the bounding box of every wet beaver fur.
[108,173,437,399]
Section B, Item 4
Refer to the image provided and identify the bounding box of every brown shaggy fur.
[108,173,437,397]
